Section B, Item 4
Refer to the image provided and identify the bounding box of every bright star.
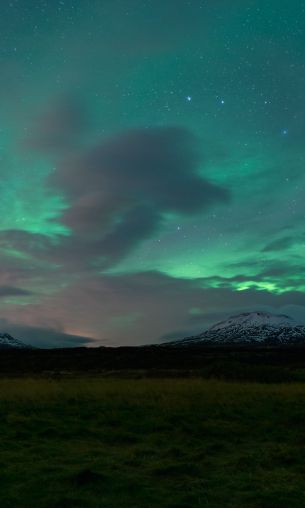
[220,99,225,104]
[186,96,192,102]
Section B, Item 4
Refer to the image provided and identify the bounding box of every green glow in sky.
[1,0,305,345]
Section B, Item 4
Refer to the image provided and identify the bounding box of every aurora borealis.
[1,1,305,346]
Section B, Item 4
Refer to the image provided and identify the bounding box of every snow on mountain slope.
[209,312,294,330]
[0,333,31,349]
[167,311,305,346]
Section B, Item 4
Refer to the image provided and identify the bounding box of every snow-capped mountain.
[168,312,305,346]
[0,333,31,349]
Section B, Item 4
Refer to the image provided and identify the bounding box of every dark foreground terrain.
[2,345,305,381]
[1,377,305,507]
[1,347,305,507]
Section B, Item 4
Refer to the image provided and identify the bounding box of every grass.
[0,378,305,507]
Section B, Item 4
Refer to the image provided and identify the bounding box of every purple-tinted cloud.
[48,126,229,269]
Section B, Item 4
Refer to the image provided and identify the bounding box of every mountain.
[0,333,31,349]
[167,311,305,346]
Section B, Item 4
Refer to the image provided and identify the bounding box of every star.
[282,129,288,135]
[186,96,192,102]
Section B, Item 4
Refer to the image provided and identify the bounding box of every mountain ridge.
[167,311,305,346]
[0,333,31,349]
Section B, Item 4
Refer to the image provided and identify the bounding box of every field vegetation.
[0,378,305,507]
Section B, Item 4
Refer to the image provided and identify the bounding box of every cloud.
[259,263,303,278]
[47,126,229,269]
[0,286,33,297]
[2,270,305,347]
[2,126,230,273]
[262,236,296,252]
[23,93,87,155]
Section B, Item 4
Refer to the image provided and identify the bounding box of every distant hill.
[0,333,31,349]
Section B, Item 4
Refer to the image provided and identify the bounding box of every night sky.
[1,0,305,347]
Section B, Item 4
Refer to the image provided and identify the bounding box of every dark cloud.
[225,259,304,281]
[56,127,229,215]
[195,274,258,288]
[262,236,296,252]
[48,126,229,269]
[24,94,87,155]
[0,230,51,255]
[0,286,33,297]
[259,263,303,278]
[1,127,230,273]
[0,123,233,280]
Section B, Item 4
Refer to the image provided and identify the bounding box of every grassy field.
[0,378,305,507]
